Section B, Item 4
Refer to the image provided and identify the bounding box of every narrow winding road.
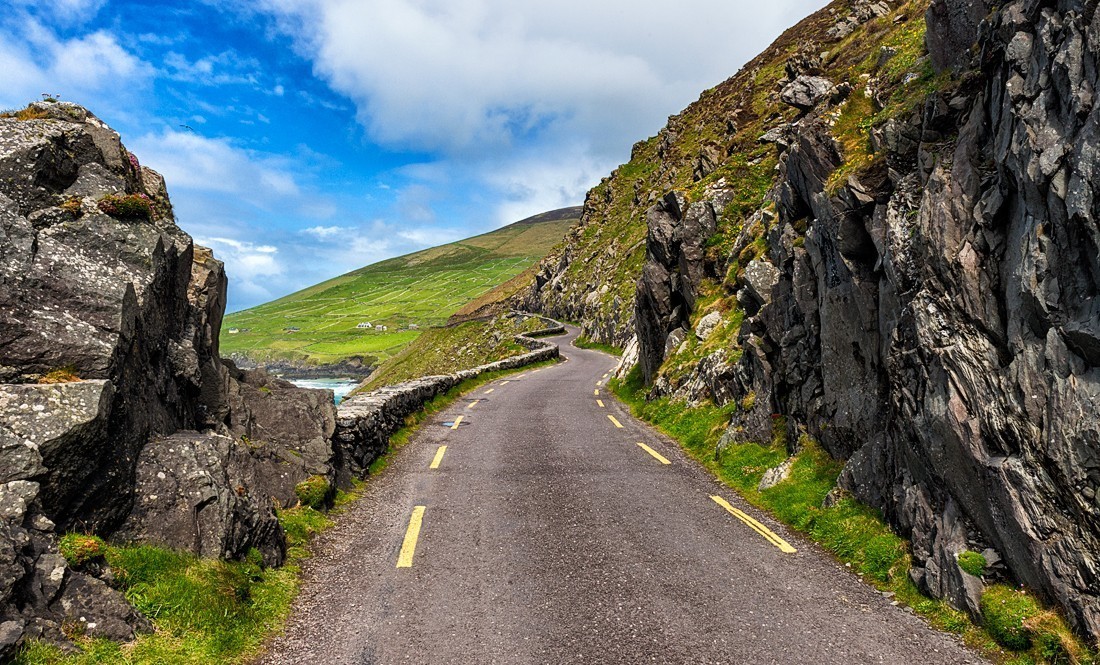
[258,327,982,664]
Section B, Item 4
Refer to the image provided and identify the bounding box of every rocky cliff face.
[0,102,341,656]
[531,0,1100,643]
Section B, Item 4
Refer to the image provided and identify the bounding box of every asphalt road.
[258,326,983,664]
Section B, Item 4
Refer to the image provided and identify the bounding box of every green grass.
[222,212,576,366]
[15,480,370,664]
[15,546,297,664]
[608,364,1098,665]
[359,316,543,391]
[573,335,623,356]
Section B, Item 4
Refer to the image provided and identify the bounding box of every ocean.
[287,378,362,404]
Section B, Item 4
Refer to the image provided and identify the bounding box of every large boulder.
[224,362,338,508]
[114,432,286,566]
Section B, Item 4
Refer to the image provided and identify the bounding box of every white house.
[356,322,373,329]
[227,328,240,334]
[408,323,419,330]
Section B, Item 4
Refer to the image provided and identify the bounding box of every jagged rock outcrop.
[0,102,340,656]
[635,192,716,384]
[619,0,1100,642]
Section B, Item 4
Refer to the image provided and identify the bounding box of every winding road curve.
[257,326,983,664]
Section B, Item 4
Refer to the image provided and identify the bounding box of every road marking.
[636,442,671,465]
[485,388,495,394]
[502,380,511,385]
[397,506,426,567]
[594,389,600,396]
[608,415,624,428]
[710,495,797,554]
[597,399,605,408]
[451,415,464,430]
[516,373,528,378]
[466,399,480,409]
[430,446,447,469]
[596,380,603,387]
[603,373,609,379]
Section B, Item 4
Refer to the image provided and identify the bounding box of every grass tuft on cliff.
[221,208,578,367]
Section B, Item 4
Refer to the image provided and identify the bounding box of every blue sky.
[2,0,825,311]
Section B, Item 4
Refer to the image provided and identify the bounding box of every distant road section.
[257,326,983,665]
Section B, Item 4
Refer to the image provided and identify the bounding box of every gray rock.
[758,458,795,491]
[740,260,780,312]
[780,76,836,111]
[114,431,286,566]
[695,312,723,341]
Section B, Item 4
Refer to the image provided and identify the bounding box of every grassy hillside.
[222,208,579,366]
[359,314,548,391]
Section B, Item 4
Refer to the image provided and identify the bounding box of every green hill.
[221,207,579,366]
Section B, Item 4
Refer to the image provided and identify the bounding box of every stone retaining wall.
[333,314,564,481]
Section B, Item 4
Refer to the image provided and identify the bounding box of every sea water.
[287,378,361,404]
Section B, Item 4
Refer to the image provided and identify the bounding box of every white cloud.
[129,130,300,205]
[0,17,152,109]
[13,0,107,25]
[195,236,286,302]
[163,49,261,86]
[249,0,827,157]
[301,225,351,239]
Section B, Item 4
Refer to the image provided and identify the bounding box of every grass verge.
[609,365,1097,665]
[572,335,623,356]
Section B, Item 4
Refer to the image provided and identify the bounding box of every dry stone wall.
[335,315,563,478]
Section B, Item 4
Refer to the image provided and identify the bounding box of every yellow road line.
[451,415,464,430]
[710,495,797,554]
[516,373,528,379]
[430,445,447,469]
[603,373,609,379]
[597,399,605,408]
[502,380,511,385]
[608,415,623,428]
[396,506,426,568]
[596,380,603,387]
[485,388,495,394]
[594,389,600,396]
[466,399,480,409]
[636,442,671,465]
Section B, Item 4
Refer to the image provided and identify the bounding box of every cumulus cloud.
[195,236,285,302]
[0,17,152,108]
[248,0,825,157]
[129,130,300,205]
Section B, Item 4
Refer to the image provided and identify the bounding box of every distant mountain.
[221,207,579,367]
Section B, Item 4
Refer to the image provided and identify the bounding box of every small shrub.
[97,193,152,220]
[58,533,107,568]
[982,584,1040,651]
[39,366,80,384]
[3,106,50,121]
[58,196,83,216]
[957,550,986,577]
[294,475,331,510]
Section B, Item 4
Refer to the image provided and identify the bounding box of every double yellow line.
[710,495,797,554]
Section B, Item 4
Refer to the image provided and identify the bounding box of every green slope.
[221,208,579,366]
